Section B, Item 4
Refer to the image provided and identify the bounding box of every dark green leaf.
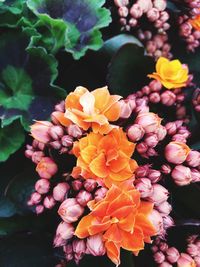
[27,0,111,59]
[107,43,154,96]
[0,120,24,162]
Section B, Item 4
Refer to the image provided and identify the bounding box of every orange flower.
[75,181,156,266]
[64,86,122,134]
[190,15,200,31]
[71,128,138,187]
[148,57,189,89]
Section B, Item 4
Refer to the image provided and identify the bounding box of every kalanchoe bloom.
[35,205,44,215]
[31,151,45,164]
[54,222,74,247]
[148,57,189,89]
[58,198,84,223]
[156,201,172,215]
[190,14,200,30]
[171,165,192,186]
[148,209,164,235]
[83,179,97,192]
[165,142,190,164]
[135,112,162,133]
[36,157,58,179]
[35,179,50,194]
[75,182,156,266]
[30,121,53,144]
[49,125,64,140]
[119,99,135,118]
[86,234,106,256]
[53,183,70,202]
[159,262,173,267]
[148,169,162,183]
[190,169,200,182]
[72,239,86,263]
[177,253,196,267]
[166,247,180,263]
[67,125,83,139]
[28,192,42,205]
[187,244,199,257]
[64,86,121,134]
[72,180,83,191]
[72,128,138,187]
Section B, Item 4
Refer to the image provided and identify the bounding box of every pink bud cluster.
[134,164,173,236]
[178,14,200,52]
[151,235,200,266]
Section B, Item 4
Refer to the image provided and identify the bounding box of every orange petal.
[53,111,71,126]
[88,219,111,236]
[104,102,121,121]
[103,224,122,243]
[89,153,108,178]
[92,86,110,111]
[75,214,94,238]
[109,151,129,173]
[79,91,95,115]
[121,228,144,252]
[135,214,156,237]
[92,201,109,217]
[118,212,136,232]
[80,145,97,164]
[105,241,121,266]
[64,110,90,130]
[71,166,81,179]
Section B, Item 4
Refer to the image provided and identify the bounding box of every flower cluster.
[152,235,200,266]
[113,0,200,58]
[25,57,200,266]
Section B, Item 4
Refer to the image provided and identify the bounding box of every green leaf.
[0,65,33,110]
[0,233,56,267]
[5,166,37,213]
[0,29,65,130]
[0,120,24,162]
[107,43,154,96]
[27,0,111,59]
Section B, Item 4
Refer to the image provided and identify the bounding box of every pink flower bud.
[159,262,173,267]
[157,201,172,215]
[191,169,200,182]
[171,165,192,186]
[67,124,83,138]
[156,126,167,141]
[35,179,50,194]
[154,0,167,11]
[147,8,160,22]
[127,124,145,142]
[163,215,174,229]
[186,151,200,167]
[50,141,62,150]
[36,157,58,179]
[137,0,153,13]
[148,209,164,234]
[72,180,82,191]
[187,244,199,257]
[149,80,162,91]
[30,121,52,144]
[161,164,171,175]
[135,178,153,198]
[165,122,177,135]
[25,149,34,159]
[94,188,108,202]
[130,4,143,18]
[151,245,159,253]
[159,242,169,252]
[177,253,196,267]
[35,205,44,214]
[49,126,64,140]
[154,251,165,264]
[43,195,56,209]
[53,183,70,202]
[54,222,74,247]
[136,164,150,177]
[73,239,86,256]
[161,91,176,106]
[135,112,162,133]
[32,151,45,164]
[148,169,162,183]
[114,0,129,7]
[147,148,158,157]
[166,247,180,263]
[86,234,106,256]
[119,100,134,118]
[172,134,187,143]
[194,256,200,266]
[61,135,73,147]
[145,133,159,147]
[137,142,149,154]
[118,6,129,17]
[55,101,65,112]
[187,235,198,244]
[29,192,42,205]
[83,179,97,192]
[148,184,169,205]
[76,190,92,206]
[165,142,190,164]
[58,198,84,223]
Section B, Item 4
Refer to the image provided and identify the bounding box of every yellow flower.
[190,14,200,31]
[148,57,189,89]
